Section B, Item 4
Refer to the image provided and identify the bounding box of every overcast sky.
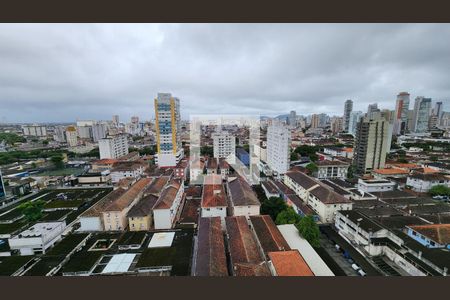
[0,24,449,123]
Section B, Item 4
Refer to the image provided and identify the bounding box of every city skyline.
[1,24,450,123]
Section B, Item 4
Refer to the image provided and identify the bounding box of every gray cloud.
[0,23,449,123]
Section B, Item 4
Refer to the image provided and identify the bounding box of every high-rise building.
[213,131,236,159]
[99,134,129,159]
[367,103,380,119]
[434,101,443,119]
[353,115,390,174]
[92,122,108,142]
[77,126,92,140]
[154,93,184,167]
[0,168,6,200]
[348,111,363,136]
[288,110,297,127]
[318,113,328,127]
[411,97,432,133]
[393,92,410,135]
[53,126,66,143]
[330,116,343,134]
[343,99,353,132]
[266,123,290,175]
[22,125,47,137]
[112,115,120,125]
[65,126,78,147]
[310,114,320,128]
[131,116,139,124]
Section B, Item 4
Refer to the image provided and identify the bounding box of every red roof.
[269,250,314,276]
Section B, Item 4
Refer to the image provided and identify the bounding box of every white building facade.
[267,124,291,175]
[99,134,129,159]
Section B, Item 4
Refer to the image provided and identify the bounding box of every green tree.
[260,197,287,221]
[306,162,318,174]
[50,154,64,169]
[275,207,302,225]
[42,140,49,145]
[295,215,321,248]
[290,151,299,161]
[429,185,450,197]
[200,146,214,157]
[18,200,45,222]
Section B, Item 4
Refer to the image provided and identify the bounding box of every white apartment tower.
[22,125,47,137]
[213,131,236,159]
[99,134,129,159]
[154,93,184,167]
[267,123,291,175]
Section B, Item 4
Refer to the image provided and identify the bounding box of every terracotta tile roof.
[387,163,419,169]
[272,181,296,196]
[316,159,350,167]
[408,224,450,245]
[286,171,319,189]
[81,188,128,217]
[206,158,218,170]
[185,186,203,199]
[261,180,279,194]
[373,168,409,175]
[195,217,228,276]
[153,179,182,210]
[201,183,227,208]
[219,158,230,169]
[111,160,146,172]
[234,262,271,276]
[409,172,449,181]
[144,176,170,196]
[249,215,290,254]
[268,250,314,276]
[127,194,159,218]
[225,216,265,265]
[310,185,352,204]
[228,177,260,207]
[104,178,152,211]
[92,159,118,165]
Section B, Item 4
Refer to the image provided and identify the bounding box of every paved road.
[319,233,358,276]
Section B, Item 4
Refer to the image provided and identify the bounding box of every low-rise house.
[77,171,111,186]
[261,180,280,199]
[268,250,314,276]
[357,178,396,193]
[127,193,159,231]
[373,168,409,179]
[102,178,152,231]
[219,158,230,179]
[110,161,146,184]
[284,171,320,201]
[406,173,450,193]
[201,175,227,222]
[307,185,352,223]
[249,215,290,259]
[144,176,170,196]
[174,159,188,180]
[406,224,450,249]
[225,216,271,276]
[227,177,260,217]
[153,179,184,229]
[8,221,66,255]
[90,159,118,172]
[194,217,228,276]
[313,160,349,180]
[323,146,353,159]
[206,157,219,175]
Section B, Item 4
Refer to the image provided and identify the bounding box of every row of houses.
[194,215,334,276]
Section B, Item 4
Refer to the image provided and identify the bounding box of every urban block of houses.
[261,180,280,199]
[8,221,66,255]
[226,177,260,217]
[323,146,353,159]
[406,173,450,193]
[153,178,184,229]
[284,171,352,223]
[373,168,409,179]
[127,193,159,231]
[201,175,227,222]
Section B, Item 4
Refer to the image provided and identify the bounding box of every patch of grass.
[0,256,34,276]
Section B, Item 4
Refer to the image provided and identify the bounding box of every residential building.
[77,125,92,140]
[201,175,227,222]
[110,161,146,184]
[323,146,353,159]
[268,250,314,276]
[53,126,66,142]
[101,178,152,231]
[307,185,353,223]
[288,110,297,127]
[225,216,271,276]
[154,92,184,167]
[236,148,250,166]
[212,131,236,159]
[393,92,410,135]
[267,123,290,175]
[92,122,108,142]
[357,178,396,193]
[353,115,390,174]
[127,193,159,231]
[22,124,47,137]
[310,114,320,128]
[249,215,291,258]
[227,177,260,217]
[99,134,129,159]
[406,224,450,249]
[194,217,228,276]
[343,99,353,132]
[411,97,432,133]
[8,222,66,255]
[313,160,349,180]
[406,173,450,192]
[153,179,184,229]
[284,171,320,201]
[112,115,119,125]
[65,126,78,147]
[373,168,409,179]
[330,116,343,134]
[367,103,380,119]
